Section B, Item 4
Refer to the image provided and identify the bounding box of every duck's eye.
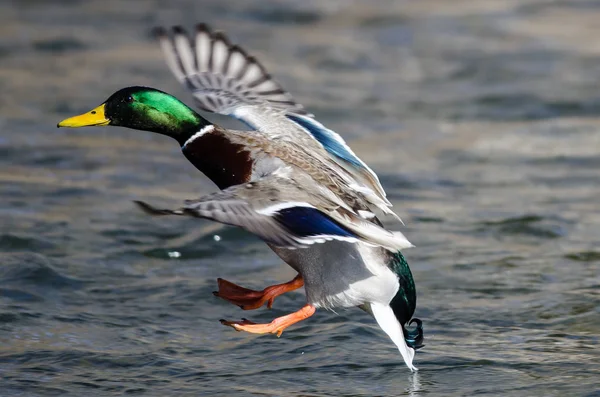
[125,96,134,103]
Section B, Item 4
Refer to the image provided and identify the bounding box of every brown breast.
[182,129,253,190]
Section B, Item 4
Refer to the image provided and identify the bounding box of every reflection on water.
[408,371,421,397]
[1,0,600,396]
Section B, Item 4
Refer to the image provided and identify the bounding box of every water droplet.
[168,251,181,258]
[213,235,221,242]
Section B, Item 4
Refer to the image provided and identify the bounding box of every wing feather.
[155,25,309,116]
[135,176,411,251]
[154,23,399,221]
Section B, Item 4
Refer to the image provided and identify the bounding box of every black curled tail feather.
[403,318,424,350]
[388,251,424,349]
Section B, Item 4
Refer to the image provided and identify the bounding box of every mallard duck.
[57,24,423,370]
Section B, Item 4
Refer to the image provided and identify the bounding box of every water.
[1,0,599,395]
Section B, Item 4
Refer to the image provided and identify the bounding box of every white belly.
[270,241,399,310]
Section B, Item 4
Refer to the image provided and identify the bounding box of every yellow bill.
[57,104,110,128]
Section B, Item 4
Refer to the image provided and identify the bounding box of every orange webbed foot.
[220,304,316,337]
[214,274,304,310]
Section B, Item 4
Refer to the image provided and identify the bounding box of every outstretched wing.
[154,24,391,207]
[135,177,412,252]
[155,24,310,117]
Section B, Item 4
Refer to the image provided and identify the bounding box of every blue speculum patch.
[286,114,363,168]
[274,206,356,238]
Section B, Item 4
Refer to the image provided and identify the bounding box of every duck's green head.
[57,86,208,145]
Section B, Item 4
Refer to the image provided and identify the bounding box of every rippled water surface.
[1,1,600,395]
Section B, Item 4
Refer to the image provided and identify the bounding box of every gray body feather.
[271,242,398,310]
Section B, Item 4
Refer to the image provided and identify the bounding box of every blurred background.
[1,0,599,396]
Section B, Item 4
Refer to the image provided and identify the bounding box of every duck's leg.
[220,304,315,337]
[213,274,304,310]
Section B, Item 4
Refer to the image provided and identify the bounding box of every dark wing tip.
[229,44,249,58]
[195,22,211,34]
[134,200,157,214]
[133,200,177,216]
[152,26,168,38]
[245,54,270,76]
[212,30,232,47]
[172,25,188,36]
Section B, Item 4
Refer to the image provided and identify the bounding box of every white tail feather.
[344,221,413,252]
[350,183,403,224]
